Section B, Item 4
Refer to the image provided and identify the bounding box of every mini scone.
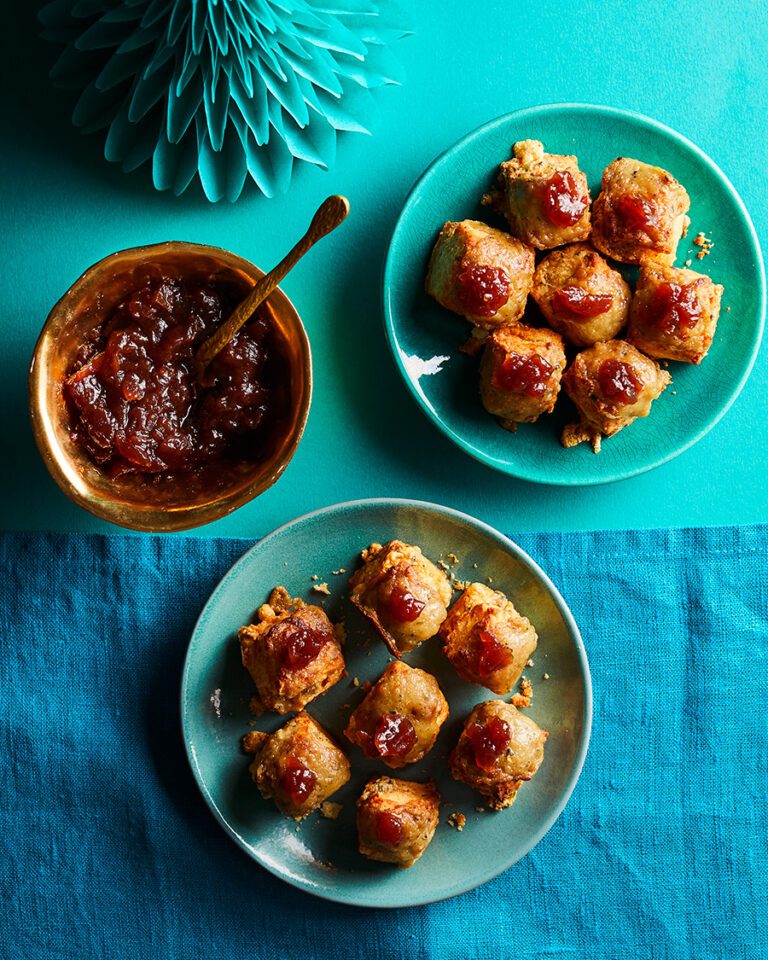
[479,323,566,429]
[531,243,631,347]
[483,139,591,250]
[628,259,723,364]
[591,157,690,264]
[344,661,449,769]
[561,339,671,453]
[356,776,440,868]
[242,711,351,820]
[425,219,535,328]
[439,582,537,695]
[449,700,547,810]
[238,587,346,714]
[349,540,452,657]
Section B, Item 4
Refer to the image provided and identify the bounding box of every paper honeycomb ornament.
[39,0,410,201]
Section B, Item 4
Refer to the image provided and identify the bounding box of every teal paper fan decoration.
[39,0,410,201]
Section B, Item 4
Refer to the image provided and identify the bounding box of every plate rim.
[180,497,593,908]
[382,101,766,486]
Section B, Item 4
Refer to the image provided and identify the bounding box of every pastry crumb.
[447,552,459,564]
[352,677,360,687]
[312,582,331,596]
[543,672,550,681]
[684,259,692,267]
[453,579,470,592]
[447,812,466,832]
[726,306,731,312]
[332,568,347,575]
[437,559,450,572]
[310,574,319,581]
[512,676,533,708]
[693,231,713,258]
[475,806,486,813]
[526,658,535,668]
[320,801,342,820]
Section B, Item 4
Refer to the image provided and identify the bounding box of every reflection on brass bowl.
[29,242,312,532]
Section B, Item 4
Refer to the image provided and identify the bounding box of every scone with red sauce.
[344,661,449,769]
[484,139,591,250]
[479,323,566,430]
[449,700,548,810]
[243,711,350,820]
[628,259,723,364]
[425,219,535,329]
[561,339,671,452]
[591,157,690,264]
[440,582,537,695]
[238,587,346,714]
[531,243,631,347]
[356,776,440,868]
[349,541,452,657]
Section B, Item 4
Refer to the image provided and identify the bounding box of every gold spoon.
[195,194,350,376]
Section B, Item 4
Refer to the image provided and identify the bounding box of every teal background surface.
[3,0,767,537]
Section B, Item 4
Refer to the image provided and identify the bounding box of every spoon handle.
[196,194,350,372]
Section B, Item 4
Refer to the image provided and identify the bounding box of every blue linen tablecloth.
[1,526,765,960]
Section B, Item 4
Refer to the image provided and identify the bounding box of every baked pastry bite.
[344,661,449,769]
[238,587,346,714]
[449,700,547,810]
[243,711,351,820]
[561,339,671,452]
[484,139,591,250]
[356,776,440,868]
[439,582,537,695]
[591,157,690,264]
[425,219,535,328]
[349,540,452,657]
[479,323,566,429]
[531,243,631,347]
[628,259,723,364]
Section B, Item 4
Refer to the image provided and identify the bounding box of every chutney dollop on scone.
[449,700,547,810]
[243,711,351,820]
[440,582,537,695]
[591,157,690,264]
[425,219,535,328]
[479,323,566,430]
[484,139,591,250]
[344,661,449,769]
[238,587,346,714]
[531,243,631,347]
[349,540,452,657]
[356,776,440,868]
[628,259,723,364]
[561,339,671,453]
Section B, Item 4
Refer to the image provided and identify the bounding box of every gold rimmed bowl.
[29,241,312,532]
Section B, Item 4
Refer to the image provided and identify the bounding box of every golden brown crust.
[356,776,440,867]
[425,219,535,328]
[449,700,547,810]
[344,661,449,769]
[484,139,591,250]
[479,323,566,426]
[591,157,690,264]
[561,339,671,452]
[627,259,723,364]
[247,711,351,820]
[439,582,537,695]
[531,243,631,347]
[348,541,452,656]
[239,589,346,714]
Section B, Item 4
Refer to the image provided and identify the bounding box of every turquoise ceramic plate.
[181,499,591,907]
[383,104,765,485]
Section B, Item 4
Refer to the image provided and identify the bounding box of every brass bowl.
[29,241,312,532]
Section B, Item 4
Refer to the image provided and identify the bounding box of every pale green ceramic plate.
[181,499,591,907]
[383,104,765,485]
